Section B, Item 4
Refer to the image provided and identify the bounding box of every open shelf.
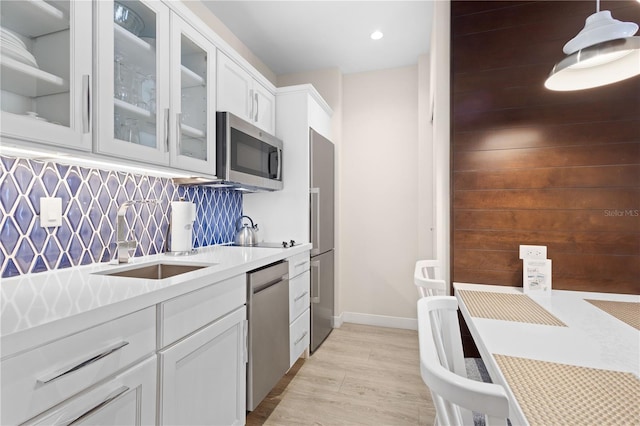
[0,56,68,97]
[0,0,68,38]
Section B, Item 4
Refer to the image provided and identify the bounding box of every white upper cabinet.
[1,0,272,177]
[169,14,216,175]
[95,1,216,175]
[253,80,276,134]
[0,0,92,151]
[217,52,275,134]
[217,52,252,120]
[95,0,171,165]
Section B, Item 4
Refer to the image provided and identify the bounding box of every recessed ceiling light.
[370,30,383,40]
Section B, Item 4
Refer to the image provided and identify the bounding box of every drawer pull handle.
[294,260,310,268]
[294,291,309,302]
[294,331,308,345]
[37,341,129,385]
[62,386,130,425]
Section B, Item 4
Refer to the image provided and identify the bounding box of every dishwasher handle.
[252,274,288,294]
[248,261,289,294]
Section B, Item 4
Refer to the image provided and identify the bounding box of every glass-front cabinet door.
[0,0,92,151]
[170,15,216,175]
[95,0,170,165]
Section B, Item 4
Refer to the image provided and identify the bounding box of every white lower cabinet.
[158,306,247,426]
[290,270,311,321]
[290,307,310,366]
[26,356,157,425]
[1,307,156,425]
[288,251,311,366]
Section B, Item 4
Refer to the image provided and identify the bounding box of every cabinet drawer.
[289,308,310,367]
[160,274,246,347]
[1,307,155,426]
[25,355,157,426]
[289,270,310,322]
[288,251,310,279]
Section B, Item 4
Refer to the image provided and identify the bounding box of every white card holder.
[523,259,552,295]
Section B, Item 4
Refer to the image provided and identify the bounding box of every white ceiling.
[201,1,433,75]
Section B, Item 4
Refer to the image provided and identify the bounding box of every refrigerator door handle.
[310,187,320,256]
[311,260,320,304]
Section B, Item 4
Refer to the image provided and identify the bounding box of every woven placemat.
[494,354,640,426]
[585,299,640,331]
[458,290,566,326]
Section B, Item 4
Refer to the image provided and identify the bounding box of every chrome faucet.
[116,200,157,263]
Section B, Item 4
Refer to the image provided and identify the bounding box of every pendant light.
[544,0,640,91]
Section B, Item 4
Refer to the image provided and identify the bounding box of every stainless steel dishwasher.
[246,260,290,411]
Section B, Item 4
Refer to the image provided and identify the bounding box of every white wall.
[277,64,434,326]
[431,0,451,289]
[341,66,420,321]
[418,54,435,261]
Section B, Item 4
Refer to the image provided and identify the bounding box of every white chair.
[418,296,509,426]
[415,260,447,297]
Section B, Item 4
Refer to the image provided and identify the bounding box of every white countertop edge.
[1,243,311,359]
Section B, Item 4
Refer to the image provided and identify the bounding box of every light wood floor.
[246,323,436,425]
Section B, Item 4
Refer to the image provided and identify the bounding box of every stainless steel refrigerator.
[309,128,335,353]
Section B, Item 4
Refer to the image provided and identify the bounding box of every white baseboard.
[337,311,417,331]
[332,312,344,328]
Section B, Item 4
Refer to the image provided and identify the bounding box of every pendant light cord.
[596,0,600,13]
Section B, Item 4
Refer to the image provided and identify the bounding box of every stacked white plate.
[1,27,38,68]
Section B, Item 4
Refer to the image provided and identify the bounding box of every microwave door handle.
[276,147,282,180]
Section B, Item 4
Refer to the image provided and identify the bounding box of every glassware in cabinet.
[95,0,170,165]
[0,0,92,151]
[113,14,156,148]
[170,15,216,175]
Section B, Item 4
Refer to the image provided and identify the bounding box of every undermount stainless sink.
[97,262,214,280]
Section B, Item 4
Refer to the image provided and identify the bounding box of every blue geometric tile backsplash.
[0,155,242,278]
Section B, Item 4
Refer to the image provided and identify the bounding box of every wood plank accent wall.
[451,1,640,294]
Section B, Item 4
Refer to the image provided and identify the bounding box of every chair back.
[417,296,510,426]
[415,260,446,297]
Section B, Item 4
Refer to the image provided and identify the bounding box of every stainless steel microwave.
[216,111,283,191]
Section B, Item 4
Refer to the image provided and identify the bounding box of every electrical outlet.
[519,245,547,260]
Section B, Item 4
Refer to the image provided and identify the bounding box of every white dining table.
[453,282,640,426]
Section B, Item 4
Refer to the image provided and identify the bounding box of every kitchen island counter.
[1,243,311,358]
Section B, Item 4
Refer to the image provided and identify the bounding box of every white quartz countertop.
[1,243,311,358]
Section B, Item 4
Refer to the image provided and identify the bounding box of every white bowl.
[114,2,144,36]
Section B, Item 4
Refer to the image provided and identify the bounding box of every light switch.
[40,197,62,227]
